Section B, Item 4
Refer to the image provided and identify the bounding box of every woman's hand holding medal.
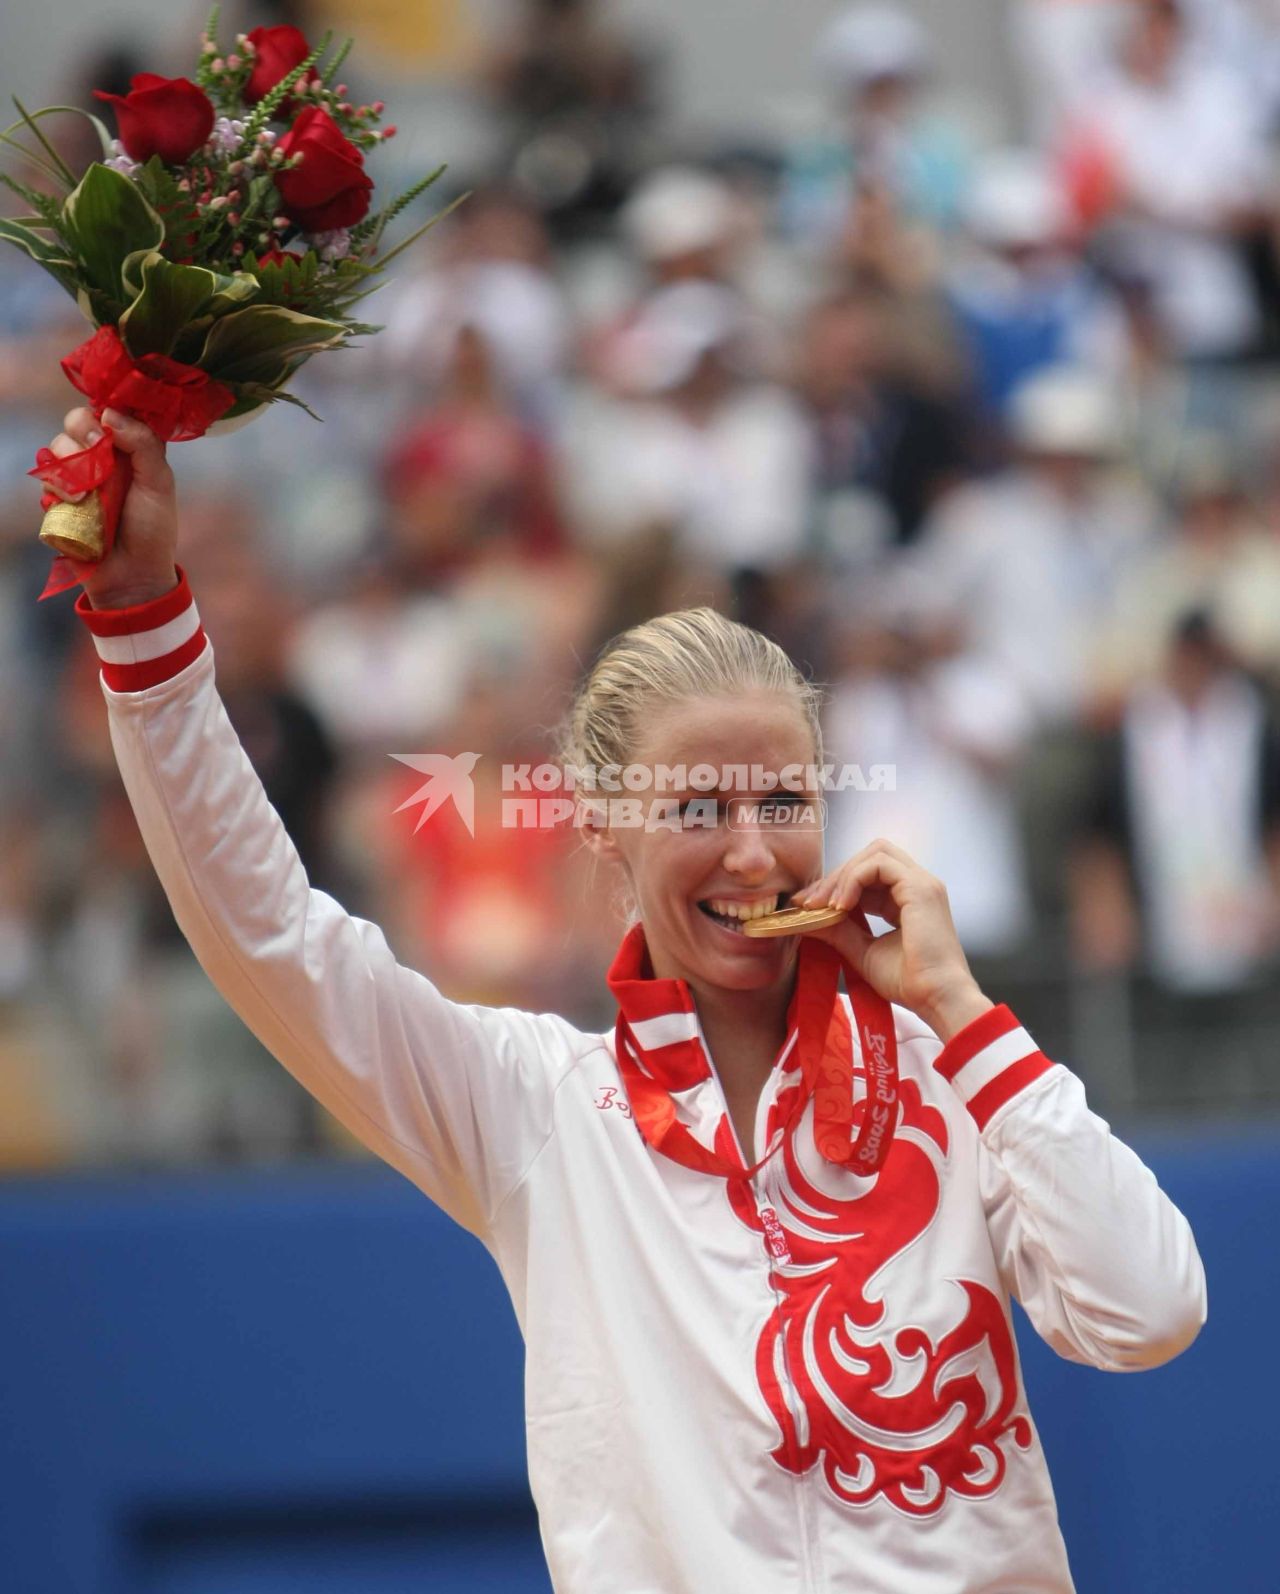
[787,838,993,1042]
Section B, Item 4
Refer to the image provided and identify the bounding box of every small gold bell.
[38,489,107,562]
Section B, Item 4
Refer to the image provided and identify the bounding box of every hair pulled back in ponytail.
[559,608,823,789]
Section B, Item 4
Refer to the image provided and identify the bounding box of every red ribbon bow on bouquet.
[30,326,235,599]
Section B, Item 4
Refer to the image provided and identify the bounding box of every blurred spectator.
[1098,437,1280,695]
[291,309,584,756]
[1072,611,1280,992]
[795,284,970,548]
[378,188,570,429]
[194,534,340,892]
[902,365,1154,724]
[1062,0,1273,359]
[621,167,739,287]
[782,3,973,286]
[1016,0,1280,139]
[945,149,1132,422]
[1172,0,1280,125]
[566,280,814,582]
[1013,0,1128,140]
[382,321,569,585]
[825,643,1036,956]
[586,166,774,394]
[480,0,660,236]
[287,563,473,755]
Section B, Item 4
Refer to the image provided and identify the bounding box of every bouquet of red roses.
[0,8,452,595]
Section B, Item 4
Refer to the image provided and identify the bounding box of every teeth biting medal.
[742,904,849,937]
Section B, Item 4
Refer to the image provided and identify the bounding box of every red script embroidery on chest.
[594,1085,634,1120]
[728,1077,1031,1516]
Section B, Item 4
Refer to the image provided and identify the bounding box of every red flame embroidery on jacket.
[729,1077,1031,1516]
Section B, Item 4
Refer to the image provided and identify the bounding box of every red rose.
[94,74,215,166]
[274,108,373,232]
[244,25,317,107]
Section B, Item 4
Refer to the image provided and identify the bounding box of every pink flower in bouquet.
[94,74,215,165]
[274,108,373,231]
[244,25,319,108]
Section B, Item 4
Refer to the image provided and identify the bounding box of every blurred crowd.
[5,0,1280,1169]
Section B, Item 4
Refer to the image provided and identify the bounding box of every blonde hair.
[561,607,824,786]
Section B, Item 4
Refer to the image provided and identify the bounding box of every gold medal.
[741,904,848,938]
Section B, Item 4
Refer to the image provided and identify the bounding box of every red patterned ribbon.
[793,938,900,1177]
[611,930,899,1181]
[30,326,235,599]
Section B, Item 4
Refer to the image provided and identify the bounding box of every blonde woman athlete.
[52,406,1204,1594]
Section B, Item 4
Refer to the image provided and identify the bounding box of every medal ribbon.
[610,930,899,1180]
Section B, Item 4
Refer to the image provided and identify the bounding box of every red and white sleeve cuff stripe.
[934,1004,1055,1131]
[74,568,208,692]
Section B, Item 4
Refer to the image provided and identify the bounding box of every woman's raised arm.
[53,409,580,1237]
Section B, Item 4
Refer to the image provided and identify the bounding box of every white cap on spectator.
[819,5,930,91]
[450,261,568,393]
[965,150,1069,249]
[614,281,745,392]
[388,260,567,401]
[1009,366,1124,457]
[622,168,736,263]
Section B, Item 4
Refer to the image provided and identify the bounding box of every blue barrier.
[0,1129,1273,1594]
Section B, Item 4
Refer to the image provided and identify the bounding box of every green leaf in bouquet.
[0,117,72,193]
[120,248,152,301]
[117,252,222,358]
[169,317,217,366]
[77,282,124,325]
[313,255,380,309]
[207,272,260,315]
[221,378,323,423]
[8,98,77,188]
[284,253,319,297]
[367,189,467,276]
[165,273,263,366]
[350,164,447,255]
[132,156,202,262]
[196,304,350,385]
[61,163,164,304]
[0,170,67,234]
[321,38,353,87]
[0,103,113,176]
[0,216,80,299]
[242,250,324,312]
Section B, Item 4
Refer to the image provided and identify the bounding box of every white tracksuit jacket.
[80,574,1207,1594]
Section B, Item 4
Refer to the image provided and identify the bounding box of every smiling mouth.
[697,893,792,934]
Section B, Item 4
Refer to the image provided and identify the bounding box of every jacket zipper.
[753,1159,822,1594]
[705,1023,821,1592]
